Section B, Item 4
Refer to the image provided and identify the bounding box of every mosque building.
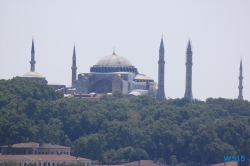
[21,37,244,101]
[73,48,158,97]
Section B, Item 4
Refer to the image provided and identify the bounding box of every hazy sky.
[1,1,250,101]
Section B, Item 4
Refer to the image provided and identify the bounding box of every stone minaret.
[156,37,166,101]
[30,38,36,72]
[71,44,77,86]
[184,39,193,101]
[238,58,243,99]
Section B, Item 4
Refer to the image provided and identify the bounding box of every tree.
[189,124,225,166]
[170,155,178,166]
[129,148,149,161]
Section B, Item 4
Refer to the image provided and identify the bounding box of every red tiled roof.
[38,144,69,149]
[0,155,90,162]
[1,142,69,149]
[124,160,168,166]
[1,143,38,148]
[211,162,237,166]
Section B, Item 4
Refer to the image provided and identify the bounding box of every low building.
[0,155,91,166]
[0,142,70,155]
[211,162,237,166]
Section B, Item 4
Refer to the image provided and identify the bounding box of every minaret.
[71,44,77,87]
[238,58,243,99]
[156,37,166,101]
[30,38,36,72]
[184,39,193,101]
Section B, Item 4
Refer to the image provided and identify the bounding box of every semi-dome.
[90,52,138,74]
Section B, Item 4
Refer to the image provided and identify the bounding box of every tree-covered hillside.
[0,77,250,166]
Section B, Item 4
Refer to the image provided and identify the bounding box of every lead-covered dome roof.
[90,52,138,74]
[95,53,133,66]
[22,71,45,78]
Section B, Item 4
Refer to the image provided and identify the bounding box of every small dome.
[128,91,141,96]
[22,71,44,78]
[134,74,154,82]
[95,53,133,66]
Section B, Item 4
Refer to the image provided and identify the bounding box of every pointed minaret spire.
[113,47,116,55]
[73,43,76,60]
[238,57,243,99]
[184,39,193,101]
[156,36,166,101]
[30,38,36,72]
[187,39,192,53]
[160,36,164,51]
[71,44,77,87]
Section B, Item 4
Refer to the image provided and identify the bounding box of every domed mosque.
[74,48,158,97]
[22,39,47,84]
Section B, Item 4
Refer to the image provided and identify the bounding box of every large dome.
[95,53,133,66]
[90,52,138,74]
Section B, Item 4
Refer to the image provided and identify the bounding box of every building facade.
[1,142,70,155]
[0,155,91,166]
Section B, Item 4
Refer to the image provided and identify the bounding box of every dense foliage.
[0,77,250,166]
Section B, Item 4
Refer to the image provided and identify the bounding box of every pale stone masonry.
[184,40,193,101]
[156,37,166,101]
[238,58,243,99]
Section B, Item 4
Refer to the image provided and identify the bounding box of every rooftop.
[1,142,69,149]
[95,53,133,67]
[22,71,45,78]
[0,155,89,162]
